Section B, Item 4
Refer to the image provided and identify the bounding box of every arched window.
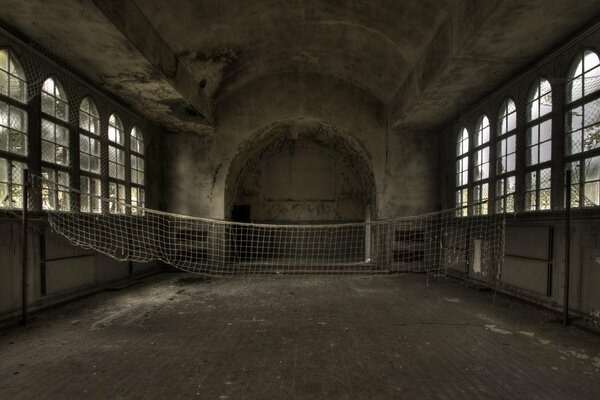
[79,97,101,213]
[41,77,70,211]
[130,126,144,213]
[525,78,552,211]
[108,113,126,214]
[495,98,517,213]
[473,115,490,215]
[567,49,600,104]
[0,48,27,102]
[456,128,469,216]
[565,50,600,208]
[0,48,28,209]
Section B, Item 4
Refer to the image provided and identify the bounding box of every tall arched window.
[108,113,126,214]
[456,127,469,216]
[525,78,552,211]
[495,98,517,213]
[79,97,101,213]
[41,77,70,211]
[565,50,600,208]
[130,126,144,213]
[473,115,490,215]
[0,48,28,209]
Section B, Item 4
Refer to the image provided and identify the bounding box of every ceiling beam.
[92,0,214,125]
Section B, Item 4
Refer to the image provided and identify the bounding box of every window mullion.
[489,112,498,213]
[467,135,473,217]
[28,91,42,210]
[125,126,131,215]
[514,96,527,213]
[100,117,110,214]
[70,113,79,212]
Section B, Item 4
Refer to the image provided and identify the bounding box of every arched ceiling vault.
[0,0,599,133]
[137,0,456,103]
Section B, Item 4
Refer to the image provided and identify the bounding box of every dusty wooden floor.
[1,273,599,400]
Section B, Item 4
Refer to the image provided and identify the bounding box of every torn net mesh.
[30,174,505,277]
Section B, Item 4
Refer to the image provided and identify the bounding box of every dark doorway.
[232,204,251,261]
[232,204,251,223]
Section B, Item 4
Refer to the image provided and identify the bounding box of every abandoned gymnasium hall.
[2,0,600,399]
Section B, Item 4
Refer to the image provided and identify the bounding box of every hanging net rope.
[28,174,505,277]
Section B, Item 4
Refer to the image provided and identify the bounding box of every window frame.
[564,48,600,209]
[40,76,70,212]
[494,97,518,214]
[0,48,28,210]
[472,115,491,215]
[79,96,102,213]
[455,127,470,216]
[108,113,126,214]
[129,125,145,213]
[524,77,553,212]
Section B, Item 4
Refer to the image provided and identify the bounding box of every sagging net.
[29,174,505,277]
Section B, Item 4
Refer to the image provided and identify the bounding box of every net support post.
[21,169,29,326]
[563,169,571,327]
[364,207,371,263]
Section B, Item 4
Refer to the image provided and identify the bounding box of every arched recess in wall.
[224,118,377,223]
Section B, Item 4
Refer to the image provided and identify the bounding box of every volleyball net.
[26,174,505,277]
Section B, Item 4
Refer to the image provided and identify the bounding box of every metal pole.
[364,206,371,262]
[564,169,571,327]
[21,169,29,326]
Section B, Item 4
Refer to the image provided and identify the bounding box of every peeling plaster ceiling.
[135,0,457,103]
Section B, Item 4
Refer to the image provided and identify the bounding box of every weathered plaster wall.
[380,128,440,218]
[234,135,371,223]
[162,72,440,221]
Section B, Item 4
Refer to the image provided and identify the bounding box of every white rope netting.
[30,175,505,277]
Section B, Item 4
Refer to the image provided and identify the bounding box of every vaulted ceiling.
[136,0,456,103]
[0,0,599,133]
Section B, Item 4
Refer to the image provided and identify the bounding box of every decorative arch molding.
[223,117,377,222]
